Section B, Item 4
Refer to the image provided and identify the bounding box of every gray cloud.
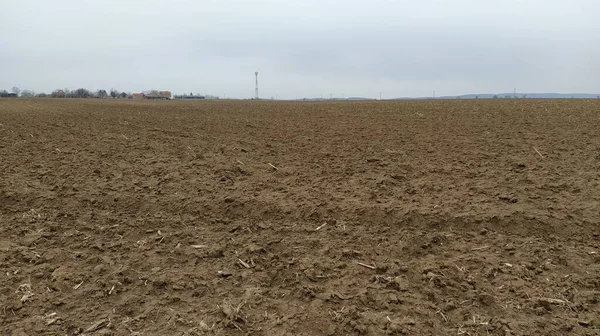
[1,0,599,98]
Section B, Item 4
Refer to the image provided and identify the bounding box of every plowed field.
[1,98,599,335]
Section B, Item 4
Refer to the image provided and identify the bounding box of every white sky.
[1,0,599,98]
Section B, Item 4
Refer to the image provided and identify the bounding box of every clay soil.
[1,98,599,335]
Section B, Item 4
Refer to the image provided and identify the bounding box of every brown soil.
[1,98,599,335]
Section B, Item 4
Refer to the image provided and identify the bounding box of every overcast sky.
[1,0,599,98]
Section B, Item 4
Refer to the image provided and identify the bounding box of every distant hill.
[293,93,600,101]
[394,93,600,100]
[295,97,373,101]
[346,97,373,101]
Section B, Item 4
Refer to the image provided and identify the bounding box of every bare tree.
[96,89,108,99]
[73,88,92,98]
[110,89,119,98]
[51,89,66,98]
[21,89,35,97]
[36,92,48,98]
[11,86,21,96]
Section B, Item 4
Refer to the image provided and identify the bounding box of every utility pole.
[255,72,259,99]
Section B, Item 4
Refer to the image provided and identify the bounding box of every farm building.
[132,91,172,100]
[158,91,171,99]
[1,91,18,98]
[173,93,206,99]
[182,95,206,100]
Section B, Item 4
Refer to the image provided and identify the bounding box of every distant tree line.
[0,86,22,97]
[1,86,132,99]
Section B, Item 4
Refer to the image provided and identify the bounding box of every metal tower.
[255,72,259,99]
